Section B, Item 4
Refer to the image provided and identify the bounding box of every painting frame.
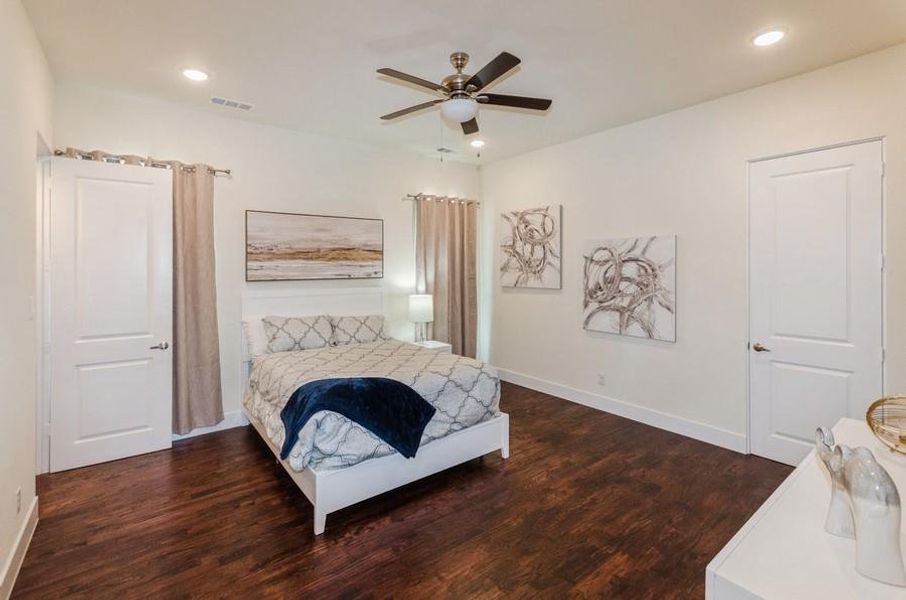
[245,210,384,282]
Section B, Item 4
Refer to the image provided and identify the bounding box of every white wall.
[0,0,53,580]
[53,84,481,422]
[482,43,906,449]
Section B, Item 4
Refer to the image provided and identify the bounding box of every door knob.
[752,342,771,352]
[150,342,170,350]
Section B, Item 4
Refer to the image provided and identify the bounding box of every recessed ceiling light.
[182,68,209,82]
[470,140,486,148]
[752,28,787,47]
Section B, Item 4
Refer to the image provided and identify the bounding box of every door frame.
[35,139,52,475]
[745,136,887,455]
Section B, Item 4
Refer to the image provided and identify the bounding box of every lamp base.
[414,322,427,343]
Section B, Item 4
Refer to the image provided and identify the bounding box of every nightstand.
[413,340,452,354]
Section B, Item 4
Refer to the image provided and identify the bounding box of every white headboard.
[242,287,383,321]
[239,287,384,398]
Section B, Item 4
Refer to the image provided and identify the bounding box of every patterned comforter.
[243,340,500,472]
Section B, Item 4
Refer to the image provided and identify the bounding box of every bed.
[240,288,509,535]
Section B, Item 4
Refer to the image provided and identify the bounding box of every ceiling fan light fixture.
[441,98,479,123]
[470,139,485,148]
[377,51,551,136]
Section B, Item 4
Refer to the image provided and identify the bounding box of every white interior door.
[749,141,883,466]
[49,157,173,472]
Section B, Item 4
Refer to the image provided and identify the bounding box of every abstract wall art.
[582,235,676,342]
[246,210,383,281]
[499,205,562,288]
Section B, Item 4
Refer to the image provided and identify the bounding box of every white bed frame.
[240,288,509,535]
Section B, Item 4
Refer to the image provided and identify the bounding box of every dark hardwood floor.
[13,383,790,599]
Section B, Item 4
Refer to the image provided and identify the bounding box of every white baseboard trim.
[497,368,748,453]
[1,496,38,600]
[172,410,250,441]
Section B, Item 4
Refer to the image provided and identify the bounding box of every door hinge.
[881,161,887,178]
[882,348,886,363]
[881,254,886,271]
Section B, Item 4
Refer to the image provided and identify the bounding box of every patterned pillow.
[330,314,389,346]
[261,315,333,353]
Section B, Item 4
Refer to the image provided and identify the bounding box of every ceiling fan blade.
[465,52,521,92]
[461,118,479,135]
[377,68,446,93]
[380,99,443,120]
[478,93,552,111]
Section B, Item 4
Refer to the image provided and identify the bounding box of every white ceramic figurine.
[814,427,855,538]
[841,446,906,587]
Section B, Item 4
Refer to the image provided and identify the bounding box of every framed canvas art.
[499,205,562,289]
[246,210,383,281]
[582,235,676,342]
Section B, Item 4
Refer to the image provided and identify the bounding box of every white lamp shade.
[408,294,434,323]
[440,98,478,123]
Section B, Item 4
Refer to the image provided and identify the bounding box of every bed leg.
[314,507,327,536]
[501,414,510,459]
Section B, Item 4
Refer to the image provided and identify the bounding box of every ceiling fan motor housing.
[443,52,475,97]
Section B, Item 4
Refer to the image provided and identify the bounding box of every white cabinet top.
[706,418,906,600]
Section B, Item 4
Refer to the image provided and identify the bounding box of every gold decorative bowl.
[866,395,906,454]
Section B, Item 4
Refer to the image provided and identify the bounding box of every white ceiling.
[24,0,906,163]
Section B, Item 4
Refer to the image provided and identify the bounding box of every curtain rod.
[403,193,480,206]
[54,149,232,177]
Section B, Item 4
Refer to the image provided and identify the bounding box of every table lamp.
[408,294,434,342]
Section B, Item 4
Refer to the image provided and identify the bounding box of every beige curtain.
[415,199,478,357]
[169,161,223,434]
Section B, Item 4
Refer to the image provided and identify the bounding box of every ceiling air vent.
[211,96,254,111]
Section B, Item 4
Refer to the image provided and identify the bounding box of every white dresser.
[707,418,906,599]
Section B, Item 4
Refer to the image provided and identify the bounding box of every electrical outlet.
[16,488,21,514]
[597,372,606,386]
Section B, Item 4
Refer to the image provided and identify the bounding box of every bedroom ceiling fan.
[377,51,552,135]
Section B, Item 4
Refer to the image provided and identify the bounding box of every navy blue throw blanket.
[279,377,436,461]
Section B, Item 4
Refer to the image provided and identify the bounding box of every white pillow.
[242,320,269,359]
[262,315,333,353]
[330,314,389,346]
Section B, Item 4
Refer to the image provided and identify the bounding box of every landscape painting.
[582,235,676,342]
[499,205,562,288]
[246,211,383,281]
